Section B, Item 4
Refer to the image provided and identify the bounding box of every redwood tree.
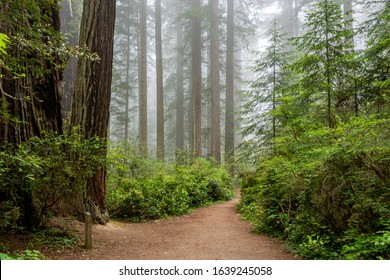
[155,0,164,159]
[0,0,63,227]
[139,0,148,155]
[225,0,235,164]
[176,0,185,151]
[191,0,202,157]
[70,0,116,224]
[210,0,221,163]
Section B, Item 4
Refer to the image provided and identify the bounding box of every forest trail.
[47,195,296,260]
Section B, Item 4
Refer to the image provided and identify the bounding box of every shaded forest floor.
[1,195,297,260]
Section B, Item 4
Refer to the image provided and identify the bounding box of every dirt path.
[46,196,296,260]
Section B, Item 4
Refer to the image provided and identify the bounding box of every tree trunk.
[343,0,357,116]
[225,0,235,165]
[139,0,148,155]
[0,0,63,227]
[210,0,221,163]
[176,0,185,151]
[191,0,202,157]
[70,0,116,224]
[125,16,131,141]
[155,0,164,160]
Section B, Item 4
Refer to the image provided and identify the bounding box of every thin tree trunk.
[343,0,357,117]
[210,0,221,163]
[155,0,164,159]
[139,0,148,155]
[70,0,116,224]
[225,0,235,164]
[176,0,184,151]
[125,14,131,141]
[191,0,202,157]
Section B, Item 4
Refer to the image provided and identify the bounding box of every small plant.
[0,250,43,260]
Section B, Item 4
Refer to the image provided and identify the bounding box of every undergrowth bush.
[0,130,105,230]
[238,116,390,259]
[106,143,234,221]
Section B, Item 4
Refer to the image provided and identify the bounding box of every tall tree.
[0,0,63,227]
[242,20,290,155]
[175,0,185,151]
[191,0,202,157]
[292,0,352,128]
[155,0,164,159]
[70,0,116,224]
[209,0,221,163]
[110,0,139,141]
[225,0,235,164]
[139,0,148,154]
[0,0,63,144]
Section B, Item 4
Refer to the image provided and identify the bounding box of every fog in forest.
[56,0,380,162]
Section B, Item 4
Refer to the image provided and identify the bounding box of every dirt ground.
[40,195,297,260]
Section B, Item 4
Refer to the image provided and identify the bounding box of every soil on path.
[44,195,296,260]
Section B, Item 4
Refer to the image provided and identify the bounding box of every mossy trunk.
[0,0,63,228]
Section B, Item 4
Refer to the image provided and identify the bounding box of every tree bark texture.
[210,0,221,163]
[176,0,185,151]
[225,0,235,164]
[0,0,63,227]
[191,0,202,157]
[155,0,164,160]
[70,0,116,224]
[139,0,148,155]
[0,1,63,144]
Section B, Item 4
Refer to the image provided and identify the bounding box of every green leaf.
[0,33,10,54]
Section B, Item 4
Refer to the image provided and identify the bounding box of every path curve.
[48,196,296,260]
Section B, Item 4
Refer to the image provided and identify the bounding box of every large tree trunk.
[70,0,116,224]
[225,0,235,165]
[191,0,202,157]
[0,0,63,228]
[139,0,148,155]
[155,0,164,160]
[175,0,185,151]
[210,0,221,163]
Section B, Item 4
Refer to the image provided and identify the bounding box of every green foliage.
[106,143,234,221]
[239,116,390,259]
[0,0,98,81]
[238,1,390,260]
[0,33,9,55]
[0,250,43,260]
[241,20,291,158]
[0,131,105,230]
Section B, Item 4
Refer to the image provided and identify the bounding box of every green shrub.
[106,143,234,221]
[0,250,43,260]
[0,131,105,229]
[238,117,390,259]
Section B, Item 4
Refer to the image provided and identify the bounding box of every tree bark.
[176,0,185,151]
[191,0,202,157]
[210,0,221,163]
[139,0,148,155]
[155,0,164,160]
[70,0,116,224]
[0,0,63,227]
[225,0,235,165]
